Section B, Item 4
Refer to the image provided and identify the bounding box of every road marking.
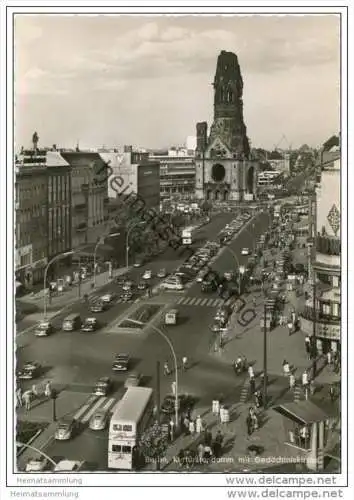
[188,298,198,305]
[194,298,203,306]
[81,397,107,423]
[102,397,117,411]
[73,395,98,420]
[206,299,214,306]
[200,298,208,306]
[215,299,224,307]
[177,297,185,304]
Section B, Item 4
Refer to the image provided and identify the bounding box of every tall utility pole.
[263,302,268,408]
[312,280,317,378]
[156,361,161,424]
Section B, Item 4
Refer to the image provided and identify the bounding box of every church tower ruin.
[195,51,258,202]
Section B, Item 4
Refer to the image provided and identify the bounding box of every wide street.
[17,208,277,469]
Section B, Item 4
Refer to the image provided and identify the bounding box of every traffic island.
[113,304,165,333]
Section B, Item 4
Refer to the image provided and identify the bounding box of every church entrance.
[206,190,212,201]
[214,191,220,201]
[246,166,254,193]
[222,191,229,201]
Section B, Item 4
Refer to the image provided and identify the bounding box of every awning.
[273,401,331,425]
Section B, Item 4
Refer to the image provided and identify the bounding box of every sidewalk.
[16,267,131,333]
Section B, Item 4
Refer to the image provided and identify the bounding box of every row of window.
[111,445,132,453]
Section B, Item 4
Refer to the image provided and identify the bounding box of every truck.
[181,225,198,245]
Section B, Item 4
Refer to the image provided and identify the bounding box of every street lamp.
[126,222,146,269]
[16,441,57,469]
[125,318,179,428]
[93,232,121,287]
[43,251,74,319]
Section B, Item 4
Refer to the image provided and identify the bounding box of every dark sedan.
[161,394,195,415]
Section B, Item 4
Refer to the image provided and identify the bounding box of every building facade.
[150,149,195,200]
[102,147,160,212]
[300,152,341,352]
[195,51,258,202]
[46,151,72,275]
[15,148,48,286]
[61,151,109,249]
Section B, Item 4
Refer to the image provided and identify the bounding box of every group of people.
[177,429,224,469]
[16,381,53,410]
[164,357,188,377]
[181,413,204,436]
[246,407,259,436]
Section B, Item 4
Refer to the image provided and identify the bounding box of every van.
[62,313,81,332]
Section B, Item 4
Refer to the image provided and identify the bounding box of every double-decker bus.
[108,387,154,470]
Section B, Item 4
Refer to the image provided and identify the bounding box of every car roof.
[116,353,129,358]
[97,376,110,382]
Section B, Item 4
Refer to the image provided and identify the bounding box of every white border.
[2,0,351,495]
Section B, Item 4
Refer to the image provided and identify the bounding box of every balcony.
[300,306,340,341]
[316,235,340,256]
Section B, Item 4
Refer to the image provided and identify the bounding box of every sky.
[14,15,340,151]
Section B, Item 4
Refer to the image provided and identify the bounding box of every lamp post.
[126,222,146,269]
[93,232,120,287]
[43,251,74,320]
[126,319,179,428]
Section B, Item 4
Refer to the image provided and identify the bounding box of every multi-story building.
[300,148,341,353]
[150,148,195,200]
[61,151,109,249]
[46,150,72,276]
[267,150,290,175]
[101,146,160,212]
[15,147,48,286]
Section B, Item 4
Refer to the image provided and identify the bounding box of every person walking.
[329,384,336,403]
[171,381,176,396]
[289,373,296,390]
[248,365,254,380]
[327,350,333,366]
[16,387,23,407]
[169,419,175,441]
[305,335,311,359]
[23,391,31,411]
[302,370,309,389]
[196,415,203,434]
[182,356,188,371]
[163,361,170,376]
[188,419,195,435]
[44,381,52,399]
[31,384,38,399]
[197,443,205,462]
[246,413,253,437]
[250,377,256,395]
[309,379,316,396]
[282,360,290,376]
[183,416,190,435]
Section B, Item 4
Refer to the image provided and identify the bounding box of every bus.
[108,387,154,470]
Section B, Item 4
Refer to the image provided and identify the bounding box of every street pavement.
[17,207,339,472]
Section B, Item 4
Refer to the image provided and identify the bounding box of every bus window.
[112,445,122,452]
[123,425,132,432]
[122,446,131,453]
[113,424,122,431]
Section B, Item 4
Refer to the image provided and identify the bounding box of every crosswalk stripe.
[102,397,116,411]
[81,397,107,423]
[206,299,214,306]
[188,298,197,305]
[200,298,208,306]
[215,299,224,307]
[177,297,185,304]
[194,298,203,306]
[73,395,97,420]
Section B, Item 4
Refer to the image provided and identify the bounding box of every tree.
[138,422,169,470]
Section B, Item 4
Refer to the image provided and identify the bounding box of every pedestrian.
[329,384,336,403]
[246,414,253,436]
[44,381,52,398]
[250,377,256,395]
[252,297,257,308]
[197,443,205,462]
[169,419,175,441]
[309,380,316,396]
[171,381,176,396]
[16,387,23,407]
[203,445,213,463]
[289,373,296,390]
[204,428,212,447]
[196,415,202,434]
[305,337,311,357]
[31,384,38,398]
[299,426,309,448]
[282,360,290,376]
[302,370,309,388]
[163,361,170,376]
[248,365,254,380]
[189,419,195,435]
[182,356,188,371]
[23,391,31,411]
[327,350,333,366]
[183,416,190,435]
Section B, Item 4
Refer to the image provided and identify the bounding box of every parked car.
[112,353,130,371]
[93,376,112,396]
[124,371,142,388]
[34,320,53,337]
[161,277,184,291]
[89,409,109,431]
[122,280,134,291]
[54,418,78,441]
[201,280,218,293]
[137,281,147,290]
[80,317,99,333]
[17,362,41,380]
[54,460,84,472]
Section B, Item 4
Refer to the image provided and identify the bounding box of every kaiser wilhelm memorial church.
[195,51,258,202]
